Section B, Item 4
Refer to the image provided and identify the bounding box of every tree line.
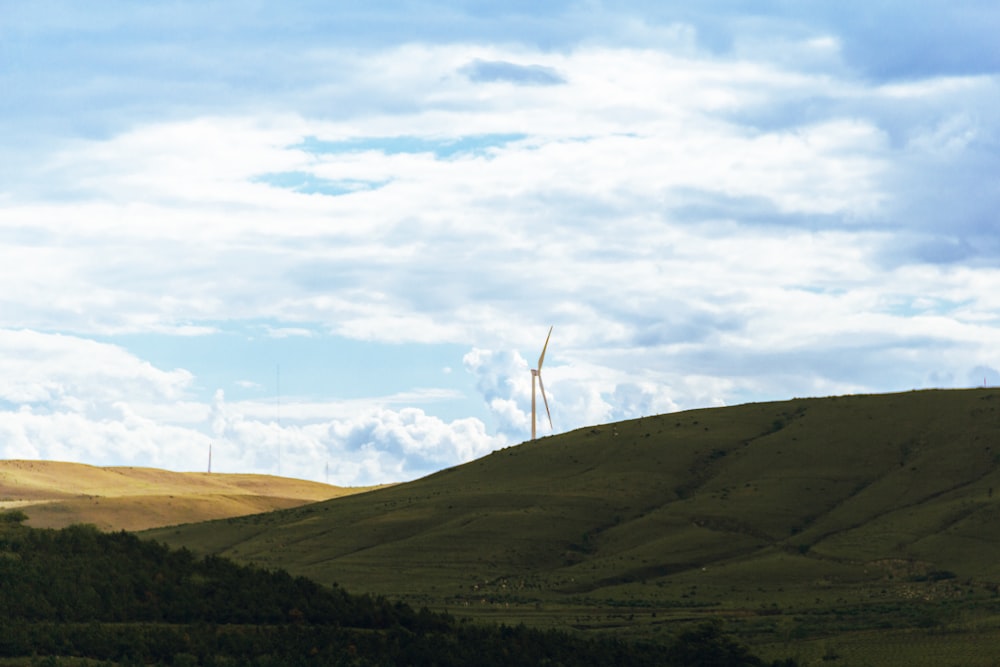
[0,512,795,666]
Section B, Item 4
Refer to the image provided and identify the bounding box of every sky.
[1,1,999,485]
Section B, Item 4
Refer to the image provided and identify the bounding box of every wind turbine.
[531,326,553,440]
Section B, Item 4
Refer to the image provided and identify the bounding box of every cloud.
[3,5,1000,483]
[462,345,683,442]
[208,392,503,484]
[462,348,530,439]
[0,329,192,408]
[264,326,317,339]
[809,2,1000,79]
[0,330,502,485]
[234,380,263,390]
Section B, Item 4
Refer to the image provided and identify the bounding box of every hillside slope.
[147,389,1000,663]
[0,461,377,530]
[0,520,690,667]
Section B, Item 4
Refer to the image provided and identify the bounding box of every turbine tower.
[531,326,553,440]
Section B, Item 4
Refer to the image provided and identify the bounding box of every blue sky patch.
[253,171,387,195]
[293,134,528,159]
[460,59,566,85]
[93,323,486,422]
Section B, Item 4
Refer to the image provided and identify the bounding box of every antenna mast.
[276,364,281,476]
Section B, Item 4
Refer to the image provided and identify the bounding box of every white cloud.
[462,344,685,442]
[0,329,192,407]
[234,380,263,390]
[0,331,503,484]
[3,9,1000,482]
[265,327,316,339]
[209,399,503,484]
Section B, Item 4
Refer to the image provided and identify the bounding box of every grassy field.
[0,460,382,530]
[141,388,1000,664]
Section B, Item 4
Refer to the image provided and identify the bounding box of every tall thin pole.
[276,364,281,476]
[531,371,537,440]
[208,443,212,474]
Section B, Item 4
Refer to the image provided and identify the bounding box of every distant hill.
[147,389,1000,665]
[0,460,381,530]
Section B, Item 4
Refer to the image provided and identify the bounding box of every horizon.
[2,1,999,485]
[7,385,999,479]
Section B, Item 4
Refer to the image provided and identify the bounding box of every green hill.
[147,389,1000,665]
[1,516,712,666]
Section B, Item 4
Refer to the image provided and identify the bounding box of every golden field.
[0,460,381,531]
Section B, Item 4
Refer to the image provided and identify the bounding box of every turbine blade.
[538,373,553,429]
[538,326,553,370]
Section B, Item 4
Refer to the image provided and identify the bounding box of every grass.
[136,388,1000,663]
[0,460,383,530]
